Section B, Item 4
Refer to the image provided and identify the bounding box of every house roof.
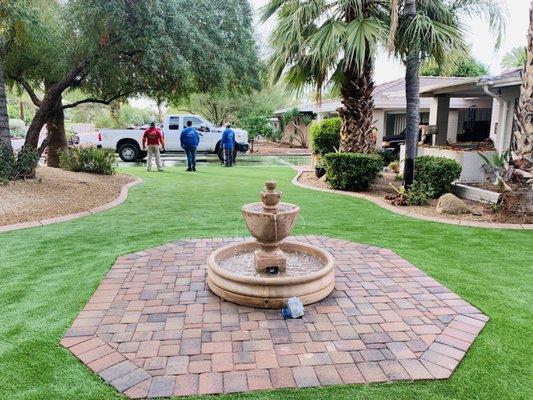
[273,76,481,115]
[420,68,523,97]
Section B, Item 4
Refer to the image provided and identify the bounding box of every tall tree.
[389,0,506,187]
[0,46,10,154]
[501,46,527,69]
[512,1,533,179]
[4,0,260,170]
[421,47,489,77]
[262,0,387,153]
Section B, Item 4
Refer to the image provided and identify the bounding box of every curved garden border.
[291,167,532,230]
[0,176,143,233]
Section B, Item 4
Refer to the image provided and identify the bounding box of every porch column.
[429,95,450,146]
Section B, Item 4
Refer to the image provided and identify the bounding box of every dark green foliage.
[415,156,462,197]
[0,144,38,182]
[376,149,399,165]
[0,144,14,184]
[406,181,432,205]
[323,152,383,191]
[310,118,341,157]
[59,147,117,175]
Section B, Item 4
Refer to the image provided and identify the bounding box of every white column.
[447,111,459,143]
[373,109,385,149]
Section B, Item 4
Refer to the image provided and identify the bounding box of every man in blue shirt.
[221,123,235,167]
[180,120,200,171]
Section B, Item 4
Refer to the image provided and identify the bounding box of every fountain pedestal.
[254,242,286,273]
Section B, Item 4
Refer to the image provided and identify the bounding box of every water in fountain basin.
[218,249,326,277]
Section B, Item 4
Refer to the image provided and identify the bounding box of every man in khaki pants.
[142,122,165,171]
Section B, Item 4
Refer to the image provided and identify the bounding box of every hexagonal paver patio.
[61,236,488,398]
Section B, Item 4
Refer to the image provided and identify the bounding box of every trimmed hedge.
[59,147,117,175]
[310,118,341,157]
[323,152,383,191]
[415,155,462,197]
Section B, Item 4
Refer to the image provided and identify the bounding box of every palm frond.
[344,17,386,71]
[450,0,507,49]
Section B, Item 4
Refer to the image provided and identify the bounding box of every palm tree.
[501,46,527,69]
[389,0,506,187]
[512,1,533,179]
[261,0,387,153]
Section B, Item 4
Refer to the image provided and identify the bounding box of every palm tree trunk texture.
[0,49,13,155]
[513,0,533,174]
[403,0,420,188]
[338,2,375,154]
[45,96,67,168]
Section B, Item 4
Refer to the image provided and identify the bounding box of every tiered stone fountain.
[207,180,335,308]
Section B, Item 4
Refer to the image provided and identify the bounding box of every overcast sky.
[250,0,530,84]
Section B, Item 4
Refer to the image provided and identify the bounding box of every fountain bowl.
[207,240,335,309]
[241,202,300,244]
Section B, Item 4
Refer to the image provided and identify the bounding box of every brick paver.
[62,236,487,397]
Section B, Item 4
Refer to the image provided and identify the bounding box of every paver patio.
[61,236,488,398]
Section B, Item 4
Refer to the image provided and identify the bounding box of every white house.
[274,69,523,183]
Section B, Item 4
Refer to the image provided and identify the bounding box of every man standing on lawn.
[142,122,165,172]
[180,120,200,171]
[221,123,235,167]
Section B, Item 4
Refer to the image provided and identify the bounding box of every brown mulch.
[251,141,310,155]
[298,171,531,224]
[0,167,136,226]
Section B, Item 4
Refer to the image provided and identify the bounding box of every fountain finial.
[261,180,282,212]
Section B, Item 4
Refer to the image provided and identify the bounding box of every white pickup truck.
[98,114,249,162]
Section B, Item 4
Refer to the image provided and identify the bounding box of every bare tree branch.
[60,92,130,110]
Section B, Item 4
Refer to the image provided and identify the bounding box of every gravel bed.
[0,167,135,226]
[298,171,514,224]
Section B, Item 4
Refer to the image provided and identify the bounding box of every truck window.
[168,117,180,130]
[183,117,203,130]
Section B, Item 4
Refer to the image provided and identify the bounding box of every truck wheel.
[217,147,224,162]
[118,143,139,162]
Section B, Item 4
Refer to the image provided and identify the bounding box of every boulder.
[436,193,471,215]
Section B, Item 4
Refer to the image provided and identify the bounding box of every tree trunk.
[19,98,25,121]
[46,96,67,168]
[0,48,13,155]
[338,2,375,154]
[512,0,533,176]
[403,0,420,188]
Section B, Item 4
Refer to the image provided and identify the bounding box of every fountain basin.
[207,240,335,308]
[241,202,300,243]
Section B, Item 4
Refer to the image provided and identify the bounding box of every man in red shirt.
[142,122,165,171]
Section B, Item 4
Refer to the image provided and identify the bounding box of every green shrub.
[415,155,462,197]
[15,146,39,179]
[0,144,39,182]
[59,146,117,175]
[323,152,383,191]
[310,118,341,156]
[406,181,432,205]
[0,144,14,184]
[268,128,283,143]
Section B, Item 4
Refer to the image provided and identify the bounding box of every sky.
[250,0,530,84]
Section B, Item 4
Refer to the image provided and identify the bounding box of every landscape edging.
[0,175,143,233]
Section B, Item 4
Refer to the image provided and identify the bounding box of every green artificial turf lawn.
[0,165,532,400]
